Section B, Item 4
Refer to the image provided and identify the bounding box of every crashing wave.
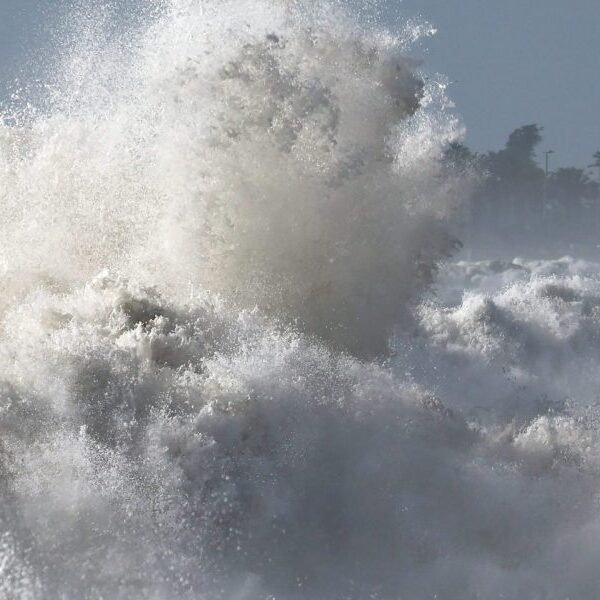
[3,1,600,599]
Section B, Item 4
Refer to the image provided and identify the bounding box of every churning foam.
[2,1,600,599]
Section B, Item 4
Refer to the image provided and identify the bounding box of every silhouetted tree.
[482,125,545,198]
[546,167,600,236]
[505,124,543,161]
[548,167,598,204]
[473,124,546,234]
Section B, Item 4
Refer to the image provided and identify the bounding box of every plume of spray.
[0,0,462,356]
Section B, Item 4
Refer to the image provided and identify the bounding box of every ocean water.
[1,1,599,598]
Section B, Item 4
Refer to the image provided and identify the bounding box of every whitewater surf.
[1,1,599,599]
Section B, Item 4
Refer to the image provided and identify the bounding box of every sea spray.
[3,2,600,600]
[0,0,461,356]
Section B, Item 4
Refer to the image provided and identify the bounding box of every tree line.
[444,125,600,253]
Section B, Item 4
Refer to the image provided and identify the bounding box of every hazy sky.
[1,0,599,168]
[397,0,600,169]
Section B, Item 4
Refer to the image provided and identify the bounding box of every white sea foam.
[1,1,599,599]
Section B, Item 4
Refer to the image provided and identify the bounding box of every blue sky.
[397,0,600,169]
[1,0,599,168]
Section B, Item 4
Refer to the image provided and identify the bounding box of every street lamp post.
[545,150,554,179]
[588,153,600,233]
[543,150,554,229]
